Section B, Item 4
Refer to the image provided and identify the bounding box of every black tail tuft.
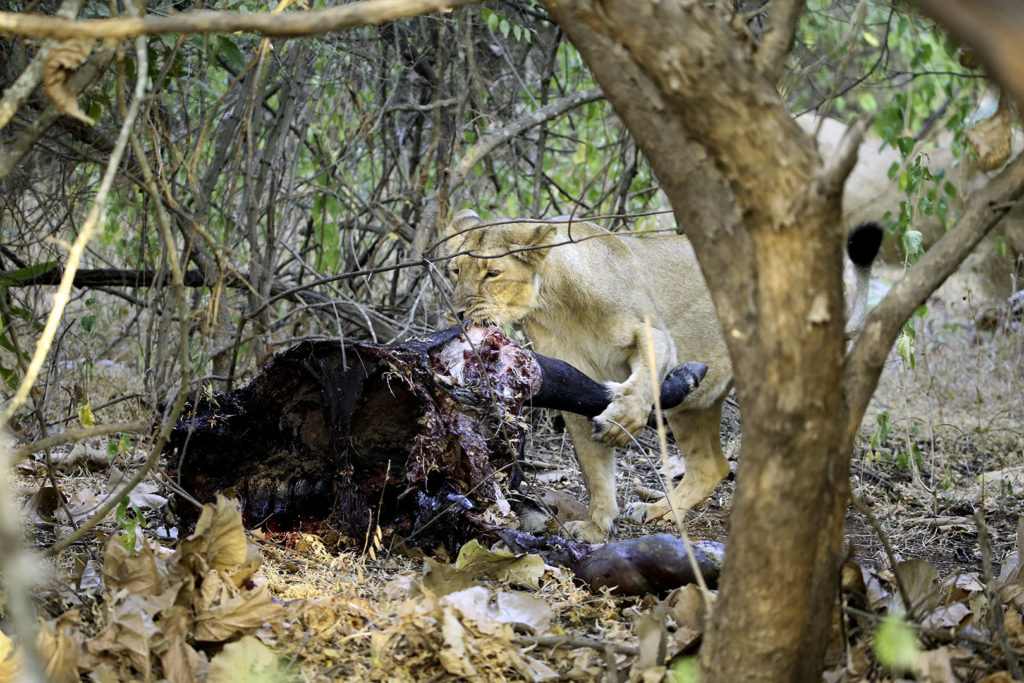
[846,222,883,267]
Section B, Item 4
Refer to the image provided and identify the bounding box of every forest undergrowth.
[4,265,1024,681]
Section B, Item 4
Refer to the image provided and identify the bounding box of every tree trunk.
[542,1,1024,679]
[541,1,857,679]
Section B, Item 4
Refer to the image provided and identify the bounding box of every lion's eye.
[449,267,460,278]
[485,269,501,279]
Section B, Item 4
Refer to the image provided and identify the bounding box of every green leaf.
[0,364,19,391]
[667,655,701,682]
[896,136,915,157]
[896,331,915,370]
[0,260,59,288]
[900,229,923,263]
[86,98,103,122]
[572,142,588,165]
[81,314,96,334]
[217,35,247,71]
[483,8,498,31]
[874,613,918,672]
[871,410,891,448]
[858,92,877,113]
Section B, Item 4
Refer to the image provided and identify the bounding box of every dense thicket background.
[3,0,1024,680]
[3,0,1015,407]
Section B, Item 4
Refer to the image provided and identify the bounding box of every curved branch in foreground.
[0,265,399,339]
[0,0,85,131]
[843,150,1024,439]
[0,0,480,40]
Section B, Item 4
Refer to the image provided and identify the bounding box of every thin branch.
[907,0,1024,113]
[11,421,151,462]
[975,511,1024,679]
[512,634,639,656]
[44,23,194,560]
[449,85,603,191]
[0,13,149,680]
[0,43,117,181]
[0,0,480,40]
[850,493,917,621]
[813,114,872,201]
[0,38,146,430]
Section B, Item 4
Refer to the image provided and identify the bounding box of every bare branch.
[10,421,151,462]
[812,115,872,202]
[0,43,116,181]
[0,28,149,428]
[0,0,480,40]
[449,85,603,191]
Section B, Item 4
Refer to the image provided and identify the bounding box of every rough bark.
[542,1,1024,680]
[540,1,851,680]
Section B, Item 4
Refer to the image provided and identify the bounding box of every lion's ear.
[446,209,481,237]
[505,222,557,264]
[444,209,481,253]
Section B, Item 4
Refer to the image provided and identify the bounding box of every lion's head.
[443,209,555,326]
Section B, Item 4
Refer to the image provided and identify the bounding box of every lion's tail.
[844,222,884,339]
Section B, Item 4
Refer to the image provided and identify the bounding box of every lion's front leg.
[591,327,676,447]
[562,413,618,542]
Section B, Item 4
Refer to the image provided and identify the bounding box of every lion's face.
[445,210,554,326]
[449,250,540,326]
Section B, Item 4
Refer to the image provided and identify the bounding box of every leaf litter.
[6,271,1024,680]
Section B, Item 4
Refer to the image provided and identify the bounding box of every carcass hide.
[164,324,706,557]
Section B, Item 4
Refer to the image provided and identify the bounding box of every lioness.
[444,210,732,542]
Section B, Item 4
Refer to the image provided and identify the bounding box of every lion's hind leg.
[625,398,729,524]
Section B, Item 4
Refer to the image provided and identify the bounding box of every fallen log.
[164,323,709,591]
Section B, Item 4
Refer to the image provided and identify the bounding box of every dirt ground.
[6,267,1024,681]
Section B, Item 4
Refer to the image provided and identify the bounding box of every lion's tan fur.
[446,210,732,541]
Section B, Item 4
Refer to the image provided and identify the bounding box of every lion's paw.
[623,501,651,524]
[592,389,648,446]
[563,519,615,543]
[623,499,674,524]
